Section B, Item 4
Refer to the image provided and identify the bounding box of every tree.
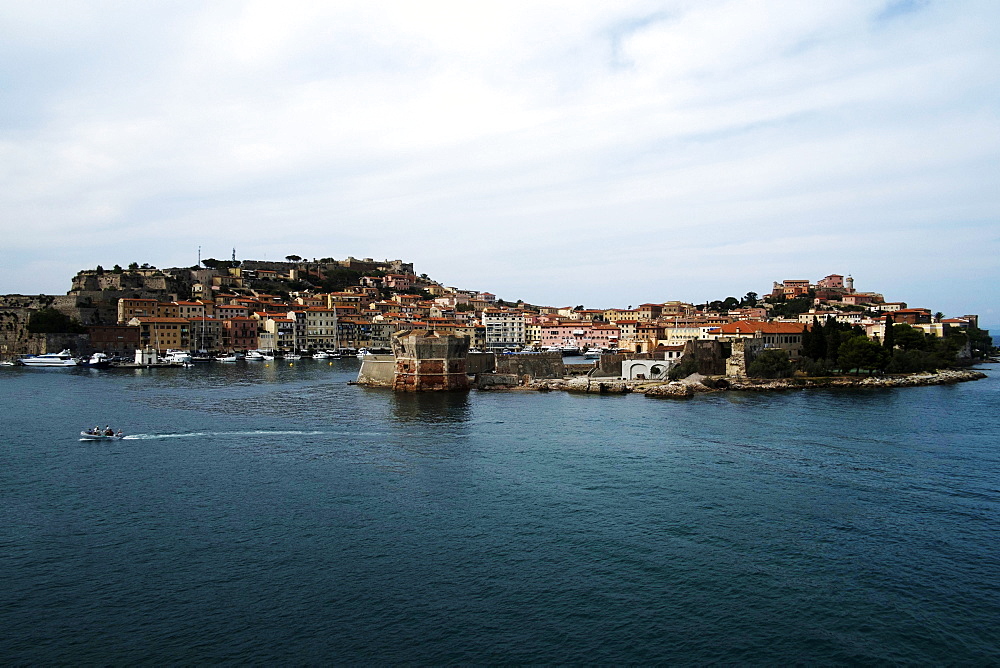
[967,325,995,360]
[767,295,812,318]
[27,308,86,334]
[882,314,895,350]
[285,255,302,262]
[112,264,123,273]
[747,349,794,379]
[668,356,699,380]
[806,317,826,360]
[95,265,104,275]
[201,258,239,270]
[838,336,888,375]
[934,311,944,321]
[892,323,928,351]
[742,291,759,307]
[128,262,139,271]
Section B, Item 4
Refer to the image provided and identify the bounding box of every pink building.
[816,274,844,289]
[538,322,619,350]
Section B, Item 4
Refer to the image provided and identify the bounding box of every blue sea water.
[2,360,999,664]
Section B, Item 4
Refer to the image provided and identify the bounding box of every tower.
[391,330,470,392]
[846,275,854,293]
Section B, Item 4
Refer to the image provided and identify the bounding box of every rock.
[644,382,695,399]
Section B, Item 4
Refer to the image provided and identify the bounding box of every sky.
[2,1,998,325]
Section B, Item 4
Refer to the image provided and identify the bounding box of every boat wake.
[123,430,335,440]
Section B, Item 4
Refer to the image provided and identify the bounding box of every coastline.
[524,367,989,397]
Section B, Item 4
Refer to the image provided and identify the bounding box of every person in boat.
[104,426,113,436]
[116,430,123,438]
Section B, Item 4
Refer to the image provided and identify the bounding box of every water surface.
[2,360,998,663]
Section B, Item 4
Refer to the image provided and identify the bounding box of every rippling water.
[2,360,999,663]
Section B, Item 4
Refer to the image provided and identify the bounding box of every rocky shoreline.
[524,368,989,398]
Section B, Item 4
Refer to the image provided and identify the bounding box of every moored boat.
[80,352,113,368]
[162,349,193,364]
[20,350,78,367]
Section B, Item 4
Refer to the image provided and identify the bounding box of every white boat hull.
[20,349,78,367]
[80,432,124,441]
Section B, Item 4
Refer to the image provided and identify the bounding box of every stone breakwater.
[725,369,987,392]
[524,369,988,398]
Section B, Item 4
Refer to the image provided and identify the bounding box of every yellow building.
[128,317,191,353]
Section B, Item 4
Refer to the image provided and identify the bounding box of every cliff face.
[0,295,92,358]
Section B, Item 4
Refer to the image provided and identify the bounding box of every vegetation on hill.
[791,317,976,376]
[698,292,760,312]
[27,308,86,334]
[764,293,813,318]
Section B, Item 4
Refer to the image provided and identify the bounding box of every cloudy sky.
[2,1,998,323]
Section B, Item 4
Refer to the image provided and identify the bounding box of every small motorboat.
[215,354,238,362]
[80,429,124,441]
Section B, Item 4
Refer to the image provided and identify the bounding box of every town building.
[482,309,526,351]
[715,321,806,359]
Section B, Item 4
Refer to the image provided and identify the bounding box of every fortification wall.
[682,340,727,376]
[356,355,396,387]
[71,271,176,294]
[495,352,565,379]
[467,352,496,374]
[390,330,470,392]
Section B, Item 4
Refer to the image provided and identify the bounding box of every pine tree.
[883,314,895,350]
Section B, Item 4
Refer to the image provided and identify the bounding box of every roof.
[718,321,805,335]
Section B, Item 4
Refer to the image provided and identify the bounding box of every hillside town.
[0,256,991,383]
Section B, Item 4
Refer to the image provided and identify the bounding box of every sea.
[2,358,999,664]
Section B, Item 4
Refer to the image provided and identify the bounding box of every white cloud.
[0,0,998,322]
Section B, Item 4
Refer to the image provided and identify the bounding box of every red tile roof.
[718,321,805,335]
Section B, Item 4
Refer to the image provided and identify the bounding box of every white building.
[482,309,526,351]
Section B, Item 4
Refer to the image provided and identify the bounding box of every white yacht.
[582,349,602,360]
[245,350,266,360]
[20,350,79,367]
[162,349,192,364]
